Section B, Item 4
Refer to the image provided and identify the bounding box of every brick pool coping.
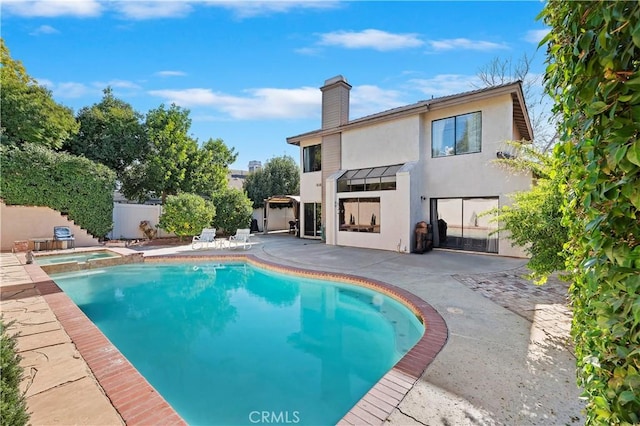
[24,254,449,425]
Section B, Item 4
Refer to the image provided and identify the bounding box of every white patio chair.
[192,228,217,249]
[229,228,251,250]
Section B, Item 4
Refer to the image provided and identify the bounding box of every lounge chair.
[192,228,217,249]
[53,226,75,249]
[229,228,251,250]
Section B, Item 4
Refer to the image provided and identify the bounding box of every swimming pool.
[52,261,424,425]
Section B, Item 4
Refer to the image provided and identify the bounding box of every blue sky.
[2,1,550,170]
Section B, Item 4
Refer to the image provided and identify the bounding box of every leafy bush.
[212,188,253,235]
[489,143,567,283]
[0,144,116,238]
[0,319,30,426]
[541,1,640,423]
[158,193,215,239]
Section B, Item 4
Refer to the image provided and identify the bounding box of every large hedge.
[541,1,640,423]
[0,319,30,426]
[0,144,116,238]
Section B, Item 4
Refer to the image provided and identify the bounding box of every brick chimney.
[320,75,351,130]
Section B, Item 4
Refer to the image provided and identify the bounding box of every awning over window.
[337,164,403,192]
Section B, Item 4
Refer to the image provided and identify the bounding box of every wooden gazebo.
[262,195,300,235]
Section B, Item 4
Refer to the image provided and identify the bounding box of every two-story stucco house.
[287,75,532,257]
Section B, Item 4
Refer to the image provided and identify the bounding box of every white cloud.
[36,78,86,96]
[211,1,340,19]
[54,82,95,98]
[524,29,550,44]
[2,0,102,17]
[148,83,410,121]
[3,0,340,20]
[35,78,54,89]
[149,86,320,119]
[36,79,140,99]
[427,38,508,52]
[409,74,482,98]
[155,70,188,77]
[294,47,322,56]
[350,85,406,118]
[319,29,423,51]
[29,24,59,35]
[93,79,142,90]
[112,1,193,20]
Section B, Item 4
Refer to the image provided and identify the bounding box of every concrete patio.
[0,234,585,425]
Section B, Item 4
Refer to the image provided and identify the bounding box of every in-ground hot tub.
[34,249,143,274]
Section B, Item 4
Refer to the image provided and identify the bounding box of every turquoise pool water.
[52,262,423,425]
[35,251,118,265]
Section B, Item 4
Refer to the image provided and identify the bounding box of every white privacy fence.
[109,203,296,240]
[109,203,174,240]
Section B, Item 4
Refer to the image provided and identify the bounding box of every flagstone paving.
[1,260,125,426]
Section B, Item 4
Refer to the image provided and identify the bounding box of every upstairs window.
[431,111,482,157]
[303,144,321,172]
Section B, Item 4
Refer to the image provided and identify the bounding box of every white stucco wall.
[335,188,408,252]
[298,138,324,239]
[299,138,323,203]
[422,95,530,198]
[341,116,421,169]
[421,94,532,257]
[332,163,418,253]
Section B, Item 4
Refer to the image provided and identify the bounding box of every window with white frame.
[303,144,321,172]
[431,111,482,157]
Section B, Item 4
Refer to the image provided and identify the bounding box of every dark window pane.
[367,166,389,178]
[303,144,322,172]
[303,202,321,237]
[349,179,365,192]
[384,164,402,176]
[365,179,381,191]
[353,168,372,178]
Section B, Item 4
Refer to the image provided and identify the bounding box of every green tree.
[488,143,567,283]
[65,87,147,177]
[120,104,198,202]
[243,155,299,208]
[185,138,238,198]
[0,39,78,150]
[1,319,30,426]
[541,1,640,423]
[211,187,253,235]
[158,193,215,240]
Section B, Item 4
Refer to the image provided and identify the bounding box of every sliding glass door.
[303,203,322,238]
[431,197,499,253]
